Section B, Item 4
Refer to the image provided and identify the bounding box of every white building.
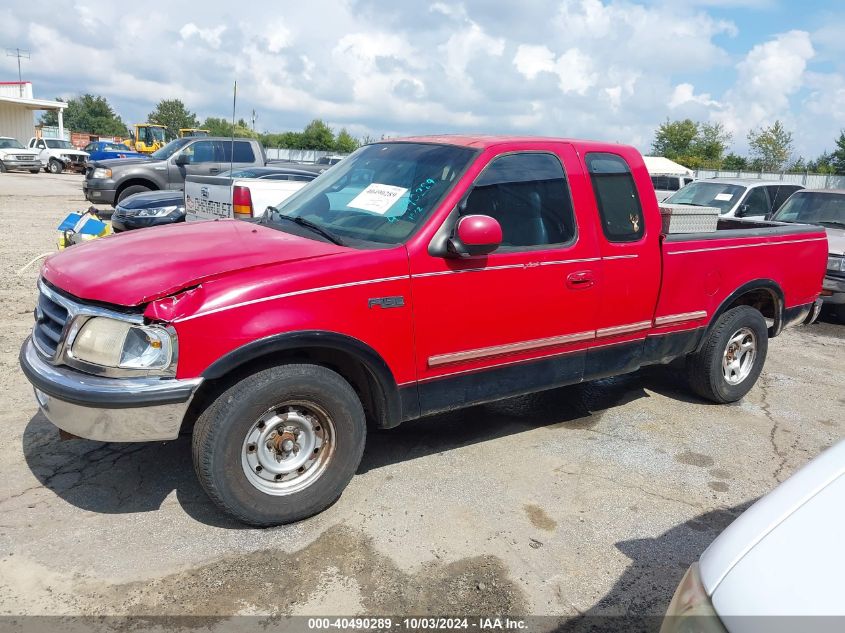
[0,82,67,143]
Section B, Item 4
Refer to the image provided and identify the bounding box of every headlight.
[70,317,173,371]
[660,563,727,633]
[91,167,112,179]
[828,255,845,273]
[131,205,180,217]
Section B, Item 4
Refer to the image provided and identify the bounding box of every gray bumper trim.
[20,337,202,442]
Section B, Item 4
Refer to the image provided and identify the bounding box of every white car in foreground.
[662,440,845,632]
[185,165,319,222]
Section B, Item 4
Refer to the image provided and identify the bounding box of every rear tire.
[686,306,768,403]
[0,161,6,173]
[48,159,63,174]
[835,305,845,324]
[192,364,366,527]
[116,184,151,203]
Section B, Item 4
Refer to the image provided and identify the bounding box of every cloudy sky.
[1,0,843,158]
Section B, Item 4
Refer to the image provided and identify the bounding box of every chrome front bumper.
[20,337,202,442]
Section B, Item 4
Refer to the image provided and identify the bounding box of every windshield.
[268,142,476,245]
[45,139,74,149]
[150,138,191,160]
[665,181,746,214]
[0,138,25,149]
[146,127,166,142]
[771,192,845,228]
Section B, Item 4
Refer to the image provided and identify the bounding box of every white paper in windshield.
[348,183,408,215]
[714,193,733,201]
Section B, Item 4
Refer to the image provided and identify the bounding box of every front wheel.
[192,364,366,526]
[29,169,40,174]
[47,159,63,174]
[686,305,768,403]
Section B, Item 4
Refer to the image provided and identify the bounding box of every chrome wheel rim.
[722,327,757,385]
[241,401,335,496]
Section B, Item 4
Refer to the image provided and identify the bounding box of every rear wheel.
[686,306,768,403]
[835,305,845,323]
[192,364,366,527]
[0,161,6,173]
[47,159,63,174]
[116,184,151,203]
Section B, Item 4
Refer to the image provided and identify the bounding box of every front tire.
[29,168,40,174]
[0,161,6,173]
[116,184,151,203]
[686,305,768,403]
[192,364,366,527]
[48,159,63,174]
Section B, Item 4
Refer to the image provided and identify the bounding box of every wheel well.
[720,285,783,337]
[116,179,157,199]
[182,347,389,435]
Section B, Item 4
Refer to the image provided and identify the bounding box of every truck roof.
[389,134,633,152]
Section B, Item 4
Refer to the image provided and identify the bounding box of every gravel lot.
[0,171,843,627]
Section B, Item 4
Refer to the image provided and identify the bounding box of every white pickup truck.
[185,166,320,222]
[27,137,89,174]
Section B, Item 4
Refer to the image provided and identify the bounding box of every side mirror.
[448,214,502,257]
[174,153,190,166]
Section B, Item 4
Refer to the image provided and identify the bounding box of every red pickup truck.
[20,136,827,526]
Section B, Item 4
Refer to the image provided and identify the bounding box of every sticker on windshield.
[348,184,408,215]
[714,193,733,201]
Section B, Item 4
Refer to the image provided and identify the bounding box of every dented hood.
[42,220,345,306]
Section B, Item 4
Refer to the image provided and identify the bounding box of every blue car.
[82,141,146,161]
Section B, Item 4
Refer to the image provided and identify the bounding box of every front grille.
[69,155,86,164]
[16,155,36,161]
[33,288,70,359]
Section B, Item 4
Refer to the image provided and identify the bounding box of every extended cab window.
[463,153,575,248]
[586,153,644,242]
[219,141,256,163]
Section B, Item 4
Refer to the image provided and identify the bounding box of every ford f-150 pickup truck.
[19,136,827,526]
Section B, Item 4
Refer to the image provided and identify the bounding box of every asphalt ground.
[0,171,842,630]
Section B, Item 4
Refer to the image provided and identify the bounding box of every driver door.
[168,140,224,187]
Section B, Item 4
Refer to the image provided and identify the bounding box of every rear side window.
[651,175,680,191]
[218,141,256,163]
[586,153,644,242]
[771,185,801,212]
[463,152,576,249]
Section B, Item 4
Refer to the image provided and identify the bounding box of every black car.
[111,190,185,232]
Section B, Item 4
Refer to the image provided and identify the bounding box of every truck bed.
[656,219,828,335]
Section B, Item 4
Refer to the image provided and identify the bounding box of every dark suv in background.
[83,137,266,205]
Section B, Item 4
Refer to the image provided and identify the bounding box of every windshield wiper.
[818,220,845,230]
[264,208,345,246]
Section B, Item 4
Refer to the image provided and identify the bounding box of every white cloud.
[0,0,841,158]
[179,23,227,49]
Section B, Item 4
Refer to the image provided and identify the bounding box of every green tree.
[691,122,732,163]
[807,152,835,175]
[334,128,359,153]
[650,118,699,160]
[747,120,793,171]
[300,119,335,150]
[148,99,199,140]
[200,117,257,138]
[721,152,748,170]
[829,130,845,175]
[40,94,127,136]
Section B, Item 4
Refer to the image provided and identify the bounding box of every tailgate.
[185,175,234,222]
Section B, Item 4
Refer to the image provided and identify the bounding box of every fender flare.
[699,279,785,349]
[201,330,406,427]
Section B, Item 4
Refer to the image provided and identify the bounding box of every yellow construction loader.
[179,128,210,138]
[124,124,167,153]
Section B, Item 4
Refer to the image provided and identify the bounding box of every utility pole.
[5,48,31,96]
[251,109,256,132]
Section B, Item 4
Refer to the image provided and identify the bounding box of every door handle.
[566,270,595,289]
[209,168,220,174]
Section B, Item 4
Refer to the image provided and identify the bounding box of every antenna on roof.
[230,80,237,175]
[5,48,30,97]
